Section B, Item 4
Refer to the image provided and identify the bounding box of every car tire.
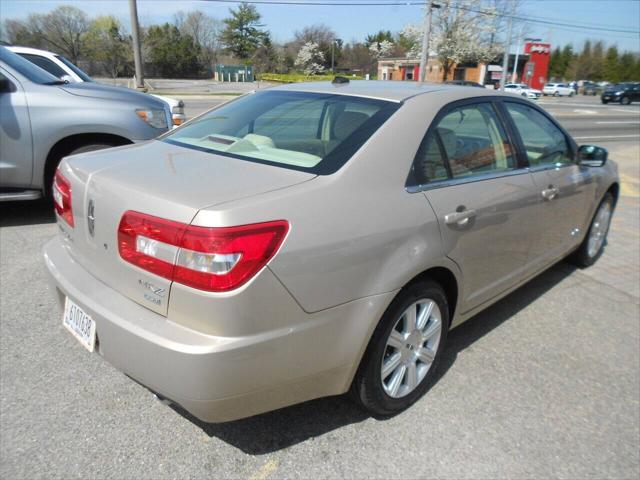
[602,99,609,104]
[45,143,119,199]
[621,96,632,105]
[350,280,449,416]
[569,193,614,268]
[554,91,559,97]
[569,91,574,97]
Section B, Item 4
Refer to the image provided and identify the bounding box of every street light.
[331,38,342,73]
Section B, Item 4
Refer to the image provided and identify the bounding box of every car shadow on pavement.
[175,261,576,455]
[0,199,55,227]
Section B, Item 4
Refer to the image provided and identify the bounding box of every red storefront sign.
[523,42,551,90]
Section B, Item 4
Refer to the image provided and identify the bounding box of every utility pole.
[498,2,515,91]
[331,41,335,73]
[129,0,145,91]
[331,39,341,73]
[511,27,523,83]
[419,2,440,82]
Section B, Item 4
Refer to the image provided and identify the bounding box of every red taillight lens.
[117,211,289,292]
[53,170,74,227]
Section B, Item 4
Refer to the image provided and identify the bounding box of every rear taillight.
[118,211,289,292]
[53,170,74,227]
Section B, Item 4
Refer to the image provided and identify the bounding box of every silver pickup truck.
[0,46,171,201]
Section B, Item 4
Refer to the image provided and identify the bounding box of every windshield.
[163,90,400,175]
[55,55,93,82]
[0,47,60,84]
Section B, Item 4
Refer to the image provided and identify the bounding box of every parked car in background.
[0,47,171,201]
[444,80,485,88]
[542,83,575,96]
[601,82,640,105]
[582,81,602,96]
[44,80,619,423]
[504,83,542,99]
[7,46,185,127]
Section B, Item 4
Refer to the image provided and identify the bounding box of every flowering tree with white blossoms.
[401,0,500,80]
[295,41,326,75]
[368,39,394,59]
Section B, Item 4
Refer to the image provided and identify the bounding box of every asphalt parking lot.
[1,95,639,479]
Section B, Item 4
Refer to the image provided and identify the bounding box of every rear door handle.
[541,187,559,200]
[444,209,476,226]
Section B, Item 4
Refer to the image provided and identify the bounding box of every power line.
[199,0,640,35]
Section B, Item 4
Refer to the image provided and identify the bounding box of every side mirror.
[60,75,73,84]
[578,145,608,167]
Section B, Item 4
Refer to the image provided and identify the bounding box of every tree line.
[548,40,640,83]
[2,2,638,82]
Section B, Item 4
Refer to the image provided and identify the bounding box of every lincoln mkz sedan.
[44,80,619,422]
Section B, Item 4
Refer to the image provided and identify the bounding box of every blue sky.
[1,0,639,52]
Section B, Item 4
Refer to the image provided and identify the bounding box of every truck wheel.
[45,143,119,199]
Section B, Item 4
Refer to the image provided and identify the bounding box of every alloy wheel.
[380,299,442,398]
[587,200,612,258]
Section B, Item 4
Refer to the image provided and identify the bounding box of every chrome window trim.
[527,162,577,173]
[406,167,531,193]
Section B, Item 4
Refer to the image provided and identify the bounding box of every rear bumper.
[43,236,394,422]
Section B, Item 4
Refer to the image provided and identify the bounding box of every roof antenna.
[332,76,349,85]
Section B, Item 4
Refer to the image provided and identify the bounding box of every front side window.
[505,102,572,167]
[412,102,516,184]
[163,90,399,174]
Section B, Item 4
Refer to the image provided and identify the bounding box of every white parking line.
[573,134,640,139]
[611,109,640,114]
[595,121,640,124]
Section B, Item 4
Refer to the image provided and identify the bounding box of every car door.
[409,100,541,313]
[502,101,596,271]
[0,68,33,189]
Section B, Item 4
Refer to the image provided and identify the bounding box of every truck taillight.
[118,211,289,292]
[53,170,74,227]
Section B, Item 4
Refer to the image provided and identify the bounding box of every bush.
[258,72,364,83]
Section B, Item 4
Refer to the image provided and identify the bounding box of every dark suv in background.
[601,82,640,104]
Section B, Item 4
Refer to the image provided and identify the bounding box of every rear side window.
[504,102,573,167]
[18,53,67,79]
[412,102,516,184]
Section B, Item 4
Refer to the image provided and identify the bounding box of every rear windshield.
[162,90,400,175]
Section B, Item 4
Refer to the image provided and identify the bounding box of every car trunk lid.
[59,140,315,316]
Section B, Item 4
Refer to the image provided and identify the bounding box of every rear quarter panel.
[191,90,475,315]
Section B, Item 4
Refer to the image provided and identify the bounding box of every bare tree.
[175,10,223,74]
[29,6,90,63]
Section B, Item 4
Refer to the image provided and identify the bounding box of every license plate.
[63,297,96,352]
